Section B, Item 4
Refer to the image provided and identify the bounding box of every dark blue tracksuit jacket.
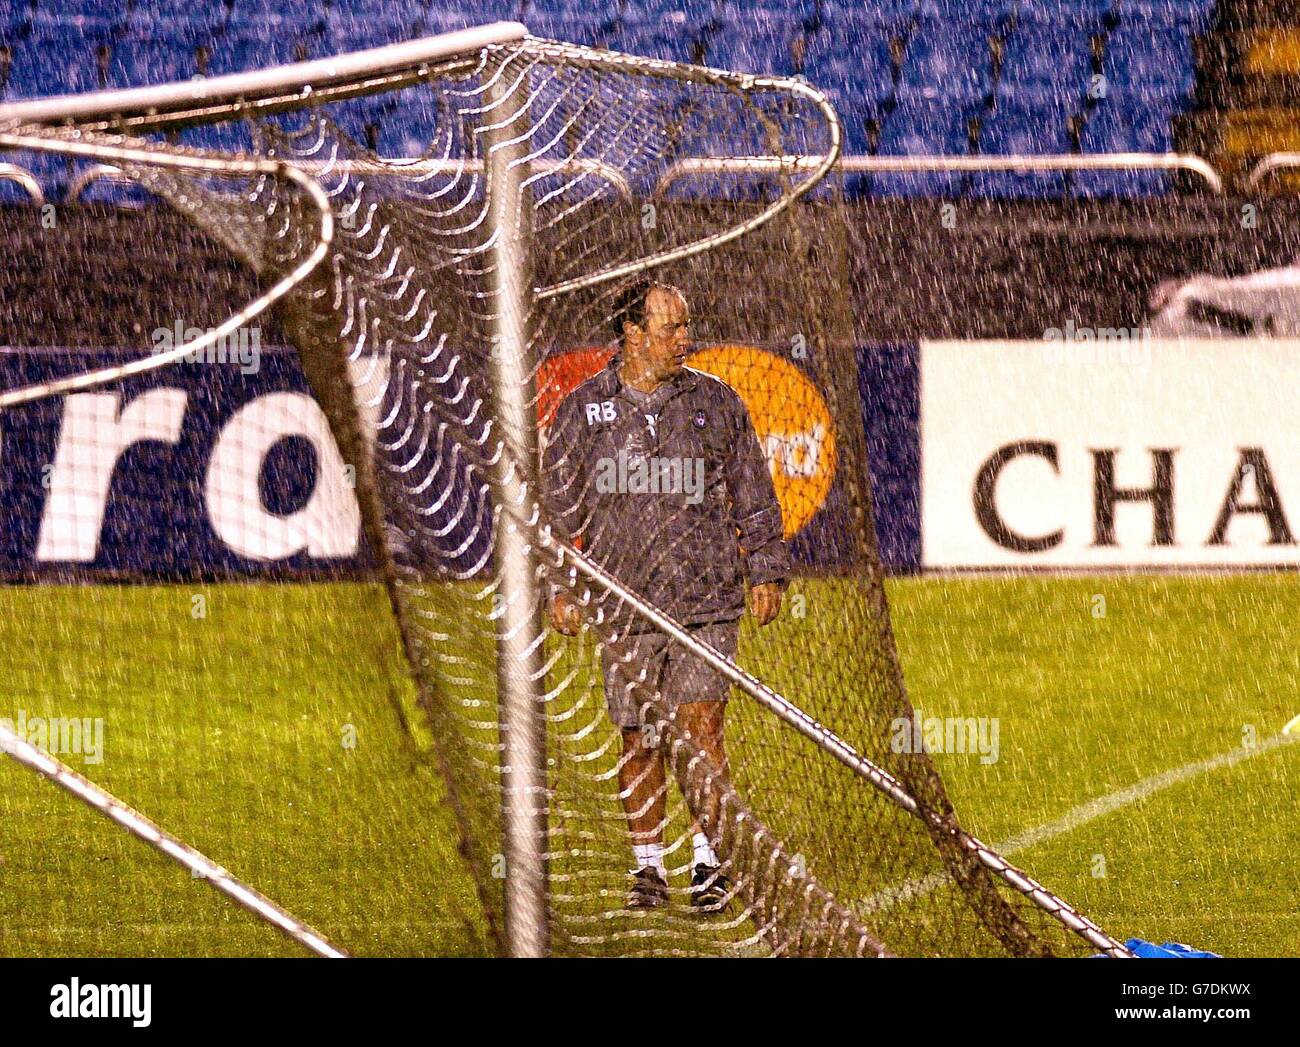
[542,356,790,631]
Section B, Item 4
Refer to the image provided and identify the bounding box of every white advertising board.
[922,338,1300,568]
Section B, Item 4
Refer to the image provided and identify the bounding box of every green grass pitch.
[0,575,1296,956]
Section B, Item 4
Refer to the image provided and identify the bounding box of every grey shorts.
[599,621,739,730]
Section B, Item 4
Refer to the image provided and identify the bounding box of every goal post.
[480,59,548,958]
[0,23,1132,958]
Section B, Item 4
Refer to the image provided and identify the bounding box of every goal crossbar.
[0,131,334,410]
[0,22,527,128]
[0,34,843,307]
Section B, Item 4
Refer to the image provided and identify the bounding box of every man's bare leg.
[619,726,668,845]
[676,699,729,806]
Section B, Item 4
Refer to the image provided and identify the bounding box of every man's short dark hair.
[608,279,682,342]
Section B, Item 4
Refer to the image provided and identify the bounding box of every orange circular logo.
[537,345,836,537]
[687,345,836,537]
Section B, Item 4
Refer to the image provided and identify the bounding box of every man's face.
[628,286,691,383]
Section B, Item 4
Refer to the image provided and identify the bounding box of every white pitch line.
[858,732,1298,917]
[995,732,1296,855]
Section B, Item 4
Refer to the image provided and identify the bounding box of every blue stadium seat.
[522,0,600,16]
[363,98,424,158]
[706,11,802,76]
[324,11,422,52]
[1112,1,1217,30]
[716,0,818,19]
[814,3,912,38]
[1017,1,1115,26]
[804,15,897,111]
[524,12,616,48]
[1102,19,1195,99]
[807,74,891,157]
[912,0,1017,23]
[998,19,1095,102]
[127,1,229,33]
[898,17,994,105]
[422,7,523,36]
[325,0,428,20]
[6,23,108,98]
[326,87,455,161]
[181,120,258,158]
[108,27,203,90]
[227,0,323,17]
[818,90,887,197]
[818,1,921,18]
[31,6,130,35]
[482,0,522,18]
[1075,98,1176,196]
[323,94,392,153]
[325,2,487,51]
[206,32,302,77]
[0,1,31,30]
[613,0,729,16]
[872,98,973,197]
[970,93,1076,197]
[608,13,712,64]
[818,83,887,160]
[283,19,334,62]
[32,2,121,17]
[222,2,329,37]
[0,20,31,100]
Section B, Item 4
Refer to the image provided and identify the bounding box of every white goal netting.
[0,23,1129,958]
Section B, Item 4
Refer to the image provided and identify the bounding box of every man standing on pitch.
[543,280,789,912]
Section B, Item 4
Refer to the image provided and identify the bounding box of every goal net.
[0,22,1128,958]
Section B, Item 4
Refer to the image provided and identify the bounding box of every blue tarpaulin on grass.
[1124,939,1222,958]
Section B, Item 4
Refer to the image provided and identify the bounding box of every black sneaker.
[626,866,669,909]
[690,863,731,914]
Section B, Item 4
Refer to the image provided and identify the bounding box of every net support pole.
[483,61,549,957]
